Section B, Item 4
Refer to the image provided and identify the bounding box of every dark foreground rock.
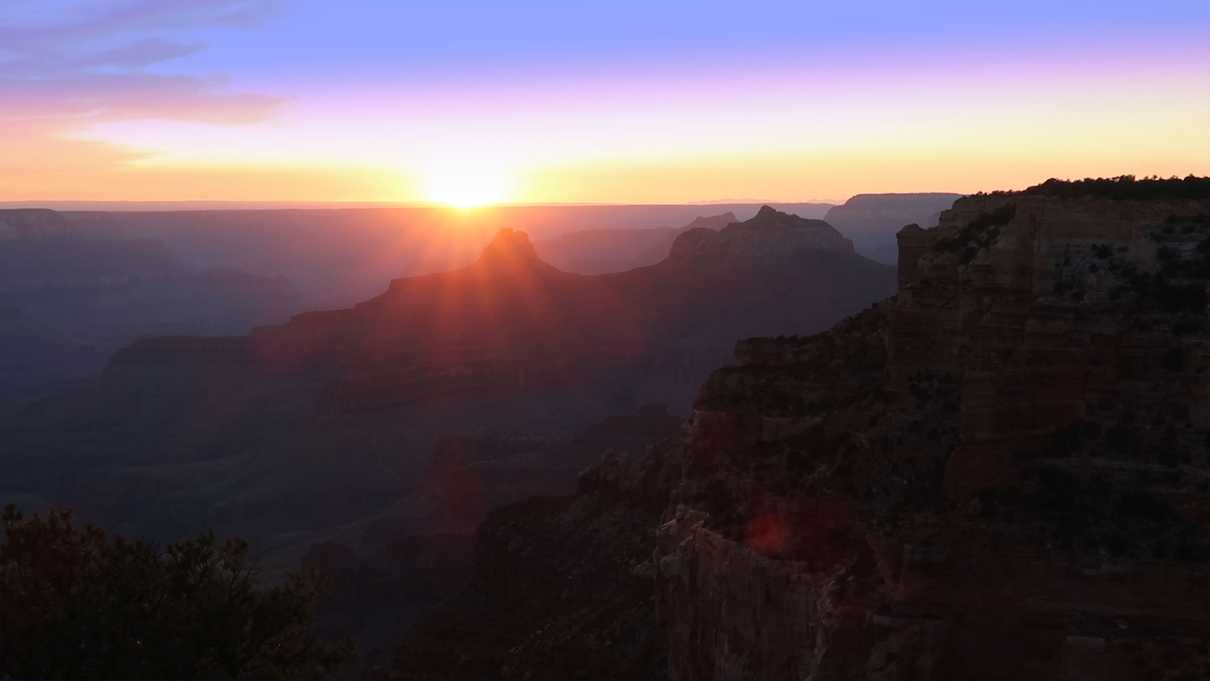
[395,440,683,681]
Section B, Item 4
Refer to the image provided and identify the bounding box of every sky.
[1,0,1209,205]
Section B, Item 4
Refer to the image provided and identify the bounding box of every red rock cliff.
[660,179,1210,681]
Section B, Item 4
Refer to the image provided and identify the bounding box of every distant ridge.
[825,192,962,265]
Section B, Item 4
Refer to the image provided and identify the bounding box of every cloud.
[1,67,278,122]
[0,1,281,197]
[0,38,204,76]
[0,1,277,47]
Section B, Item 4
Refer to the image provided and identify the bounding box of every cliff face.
[391,180,1210,681]
[661,186,1210,680]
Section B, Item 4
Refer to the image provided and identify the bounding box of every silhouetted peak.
[670,207,855,260]
[738,206,845,236]
[475,228,553,272]
[480,228,538,260]
[745,205,827,230]
[754,205,783,220]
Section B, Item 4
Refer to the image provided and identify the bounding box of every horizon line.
[0,196,943,212]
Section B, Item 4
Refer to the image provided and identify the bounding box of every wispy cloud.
[0,38,204,76]
[0,0,277,48]
[0,0,280,197]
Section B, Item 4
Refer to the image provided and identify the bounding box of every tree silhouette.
[0,506,352,680]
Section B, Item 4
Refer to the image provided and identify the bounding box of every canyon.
[2,206,894,664]
[398,177,1210,680]
[0,209,299,401]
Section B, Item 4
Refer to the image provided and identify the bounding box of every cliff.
[398,177,1210,680]
[663,178,1210,680]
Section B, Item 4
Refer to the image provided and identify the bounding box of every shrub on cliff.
[933,203,1014,263]
[1020,175,1210,200]
[0,506,352,680]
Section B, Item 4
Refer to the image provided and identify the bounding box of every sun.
[423,167,514,210]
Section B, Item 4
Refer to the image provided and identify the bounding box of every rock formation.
[0,209,299,401]
[398,177,1210,680]
[97,207,890,433]
[536,212,738,274]
[669,206,854,261]
[666,178,1210,680]
[4,207,892,599]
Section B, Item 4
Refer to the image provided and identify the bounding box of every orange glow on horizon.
[417,160,518,210]
[1,6,1206,205]
[4,50,1207,204]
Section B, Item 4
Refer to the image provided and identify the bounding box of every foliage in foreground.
[0,506,352,680]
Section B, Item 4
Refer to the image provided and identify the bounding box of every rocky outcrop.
[669,206,854,261]
[661,178,1210,681]
[473,228,548,269]
[825,193,962,265]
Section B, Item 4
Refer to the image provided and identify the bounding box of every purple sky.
[2,0,1208,203]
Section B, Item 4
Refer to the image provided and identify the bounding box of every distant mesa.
[833,192,963,210]
[669,205,854,260]
[0,208,73,240]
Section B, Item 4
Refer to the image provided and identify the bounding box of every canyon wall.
[660,186,1210,680]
